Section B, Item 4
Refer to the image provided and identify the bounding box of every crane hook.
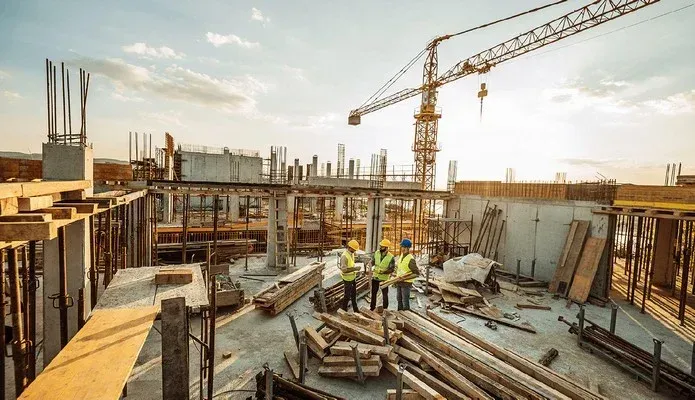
[477,82,488,122]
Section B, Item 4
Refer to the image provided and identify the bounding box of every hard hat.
[379,239,391,248]
[400,238,412,248]
[347,239,360,251]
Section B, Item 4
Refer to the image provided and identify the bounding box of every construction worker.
[369,239,395,311]
[340,239,361,312]
[396,238,420,311]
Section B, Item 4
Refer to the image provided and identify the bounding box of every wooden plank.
[450,305,536,333]
[330,346,371,358]
[284,351,300,380]
[320,313,386,345]
[549,220,590,295]
[322,355,382,367]
[334,341,393,359]
[405,364,469,400]
[162,297,189,400]
[395,346,422,364]
[567,237,607,304]
[0,183,23,199]
[385,363,445,400]
[18,306,158,400]
[280,261,325,283]
[32,207,76,220]
[318,364,381,377]
[386,389,426,400]
[426,310,603,400]
[515,303,551,310]
[305,326,330,351]
[0,213,52,222]
[0,222,57,241]
[17,195,53,212]
[19,180,91,198]
[155,269,193,285]
[0,197,19,216]
[55,202,98,214]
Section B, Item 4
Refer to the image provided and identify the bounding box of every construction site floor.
[5,257,693,399]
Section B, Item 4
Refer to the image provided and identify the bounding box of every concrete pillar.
[348,159,355,179]
[366,198,386,253]
[653,218,677,287]
[162,155,174,224]
[229,195,240,222]
[41,143,93,365]
[266,194,288,268]
[288,195,295,216]
[293,159,300,185]
[312,155,318,179]
[326,162,332,178]
[334,196,345,222]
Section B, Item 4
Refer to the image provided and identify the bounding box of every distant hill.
[0,151,128,165]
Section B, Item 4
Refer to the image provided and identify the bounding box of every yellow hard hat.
[347,239,360,251]
[379,239,391,248]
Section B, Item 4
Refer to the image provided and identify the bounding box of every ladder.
[274,197,288,269]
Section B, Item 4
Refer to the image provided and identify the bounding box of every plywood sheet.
[19,307,158,400]
[549,220,589,296]
[567,237,606,304]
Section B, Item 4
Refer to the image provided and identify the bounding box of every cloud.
[2,90,22,100]
[0,70,9,80]
[122,42,185,59]
[558,158,665,170]
[143,110,186,127]
[281,65,307,82]
[70,57,268,113]
[290,112,339,130]
[206,32,260,49]
[640,90,695,115]
[111,91,144,103]
[251,7,270,24]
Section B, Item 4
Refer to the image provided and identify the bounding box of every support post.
[382,315,390,343]
[396,363,406,400]
[57,227,69,347]
[299,333,307,384]
[264,366,273,400]
[610,303,618,334]
[0,250,4,400]
[351,344,365,384]
[213,195,219,265]
[288,313,300,350]
[578,305,585,344]
[652,339,663,392]
[162,297,189,400]
[9,248,28,395]
[516,259,521,285]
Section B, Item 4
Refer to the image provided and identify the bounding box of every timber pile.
[309,274,369,312]
[377,310,604,400]
[427,278,484,306]
[471,203,505,260]
[255,368,346,399]
[253,261,325,315]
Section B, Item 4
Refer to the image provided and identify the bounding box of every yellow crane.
[349,0,661,192]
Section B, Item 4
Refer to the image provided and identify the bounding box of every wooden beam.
[155,269,193,285]
[54,202,98,214]
[322,355,382,367]
[18,196,54,212]
[0,214,52,223]
[0,197,19,216]
[0,222,57,241]
[386,389,426,400]
[31,207,76,220]
[19,180,91,198]
[0,183,23,199]
[385,362,445,400]
[450,305,536,333]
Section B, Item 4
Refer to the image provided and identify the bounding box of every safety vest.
[340,250,356,282]
[397,253,415,283]
[373,250,394,281]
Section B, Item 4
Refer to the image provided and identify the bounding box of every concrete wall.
[447,195,609,282]
[179,151,263,184]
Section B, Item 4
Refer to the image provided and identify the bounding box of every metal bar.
[382,315,390,343]
[89,216,97,308]
[631,217,643,304]
[0,250,4,400]
[245,195,250,271]
[66,68,72,135]
[578,305,585,344]
[264,366,273,400]
[45,59,51,140]
[680,248,690,325]
[182,194,189,263]
[288,313,300,350]
[27,242,37,381]
[610,303,618,334]
[641,218,652,313]
[299,333,307,384]
[9,248,28,394]
[352,344,365,383]
[516,259,521,285]
[207,280,216,400]
[77,288,85,329]
[58,227,69,347]
[213,195,219,265]
[104,209,113,287]
[61,62,66,144]
[652,339,663,391]
[396,364,406,400]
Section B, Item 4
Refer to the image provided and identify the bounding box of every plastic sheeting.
[443,253,500,284]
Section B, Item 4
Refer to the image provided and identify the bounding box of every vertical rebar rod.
[27,242,36,381]
[207,280,216,400]
[182,194,189,263]
[652,339,663,392]
[245,195,250,271]
[61,63,66,144]
[66,68,72,136]
[53,65,57,139]
[9,248,28,395]
[610,303,618,334]
[631,217,643,304]
[299,334,307,384]
[58,227,69,347]
[89,215,97,308]
[213,195,219,266]
[45,59,51,140]
[626,216,634,300]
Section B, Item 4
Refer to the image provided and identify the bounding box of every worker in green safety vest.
[396,238,420,311]
[368,239,395,311]
[340,239,361,312]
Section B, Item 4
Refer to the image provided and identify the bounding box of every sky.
[0,0,694,189]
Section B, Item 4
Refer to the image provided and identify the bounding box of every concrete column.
[334,196,345,222]
[41,143,93,365]
[229,195,240,222]
[266,194,288,268]
[366,198,386,253]
[162,155,174,224]
[312,155,318,179]
[287,195,295,216]
[293,159,300,185]
[653,218,677,287]
[348,159,355,179]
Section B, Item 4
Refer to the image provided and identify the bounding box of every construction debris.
[256,366,345,399]
[538,348,559,366]
[253,261,325,314]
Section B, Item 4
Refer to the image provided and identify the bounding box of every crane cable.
[357,0,571,109]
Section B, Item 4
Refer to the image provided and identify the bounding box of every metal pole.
[531,259,536,278]
[9,248,28,395]
[58,227,69,347]
[299,333,307,384]
[288,313,300,350]
[0,250,4,400]
[207,279,216,400]
[578,305,585,344]
[516,259,521,285]
[213,195,219,266]
[245,195,250,271]
[652,339,663,392]
[610,303,618,334]
[691,341,695,377]
[396,363,406,400]
[27,242,36,381]
[351,344,365,384]
[264,366,273,400]
[382,315,390,343]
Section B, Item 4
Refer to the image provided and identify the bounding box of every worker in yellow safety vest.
[368,239,395,311]
[395,238,420,311]
[340,239,361,312]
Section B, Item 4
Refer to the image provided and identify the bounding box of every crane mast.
[349,0,661,194]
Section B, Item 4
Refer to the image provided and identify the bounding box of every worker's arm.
[408,258,420,276]
[384,257,396,275]
[340,254,360,273]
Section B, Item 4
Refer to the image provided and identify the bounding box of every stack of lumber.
[370,310,603,400]
[549,220,607,304]
[310,274,369,312]
[253,261,325,315]
[255,368,346,399]
[494,269,548,288]
[427,278,484,306]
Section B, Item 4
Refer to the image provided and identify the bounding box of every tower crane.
[348,0,661,192]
